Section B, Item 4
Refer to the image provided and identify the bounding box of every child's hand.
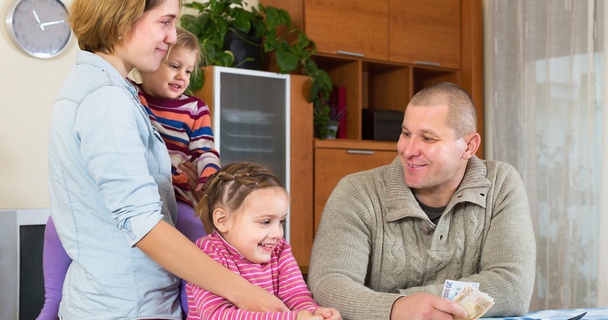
[178,162,204,201]
[296,310,323,320]
[314,307,342,320]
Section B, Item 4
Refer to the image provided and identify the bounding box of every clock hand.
[32,10,42,27]
[40,20,65,30]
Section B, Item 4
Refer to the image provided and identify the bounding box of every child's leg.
[37,216,71,320]
[175,201,207,318]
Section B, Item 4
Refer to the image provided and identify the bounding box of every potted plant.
[180,0,334,139]
[180,0,265,75]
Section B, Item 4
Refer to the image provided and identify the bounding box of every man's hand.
[390,293,467,320]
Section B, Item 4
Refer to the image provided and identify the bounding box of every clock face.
[5,0,72,59]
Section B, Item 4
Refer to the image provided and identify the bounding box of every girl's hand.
[314,307,342,320]
[297,310,323,320]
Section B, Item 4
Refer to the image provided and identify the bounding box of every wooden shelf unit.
[258,0,484,268]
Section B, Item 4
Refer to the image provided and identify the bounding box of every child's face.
[139,45,197,99]
[221,187,289,264]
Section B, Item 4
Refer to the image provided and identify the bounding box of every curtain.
[484,0,607,310]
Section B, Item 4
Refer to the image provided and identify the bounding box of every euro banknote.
[452,285,495,320]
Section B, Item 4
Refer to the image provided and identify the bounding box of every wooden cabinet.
[260,0,480,140]
[389,0,461,69]
[314,139,397,233]
[312,55,459,140]
[261,0,460,66]
[303,0,389,61]
[258,0,483,268]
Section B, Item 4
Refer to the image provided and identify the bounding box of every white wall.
[0,0,77,209]
[0,0,260,210]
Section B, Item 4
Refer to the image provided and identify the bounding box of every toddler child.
[135,27,220,207]
[187,162,341,320]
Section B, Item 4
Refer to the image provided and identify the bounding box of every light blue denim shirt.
[48,51,181,319]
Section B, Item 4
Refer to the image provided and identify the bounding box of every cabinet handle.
[347,150,375,155]
[336,50,365,57]
[414,60,441,67]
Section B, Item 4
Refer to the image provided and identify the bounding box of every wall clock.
[5,0,72,59]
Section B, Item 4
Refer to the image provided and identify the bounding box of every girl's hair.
[169,27,205,69]
[69,0,183,54]
[196,162,285,234]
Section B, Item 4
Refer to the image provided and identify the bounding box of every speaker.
[362,109,404,141]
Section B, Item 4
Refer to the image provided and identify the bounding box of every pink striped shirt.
[186,233,319,320]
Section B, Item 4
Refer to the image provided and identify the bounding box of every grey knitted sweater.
[308,156,536,320]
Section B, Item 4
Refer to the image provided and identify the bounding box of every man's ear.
[462,133,481,159]
[213,208,229,233]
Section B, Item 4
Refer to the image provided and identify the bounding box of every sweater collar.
[384,156,491,223]
[134,83,195,108]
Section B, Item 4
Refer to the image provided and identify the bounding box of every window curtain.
[483,0,607,310]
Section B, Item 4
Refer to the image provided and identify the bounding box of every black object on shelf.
[362,109,404,141]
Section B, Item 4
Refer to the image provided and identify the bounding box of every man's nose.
[402,137,420,157]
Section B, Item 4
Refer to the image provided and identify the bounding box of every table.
[482,308,608,320]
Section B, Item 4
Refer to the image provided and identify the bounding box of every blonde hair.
[408,82,477,138]
[196,162,285,234]
[168,27,204,69]
[69,0,182,54]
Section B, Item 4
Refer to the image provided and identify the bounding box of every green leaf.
[264,6,291,29]
[233,10,252,33]
[276,49,298,73]
[297,32,310,48]
[195,13,210,30]
[216,50,235,67]
[253,19,267,38]
[188,71,204,92]
[183,2,206,12]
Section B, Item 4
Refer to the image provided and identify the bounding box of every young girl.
[187,162,342,320]
[48,0,285,319]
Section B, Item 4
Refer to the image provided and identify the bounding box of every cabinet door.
[314,144,397,233]
[389,0,461,69]
[304,0,389,61]
[212,67,290,189]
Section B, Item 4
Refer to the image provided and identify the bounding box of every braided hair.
[195,162,285,234]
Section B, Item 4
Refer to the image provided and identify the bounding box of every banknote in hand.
[452,285,495,320]
[442,279,480,301]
